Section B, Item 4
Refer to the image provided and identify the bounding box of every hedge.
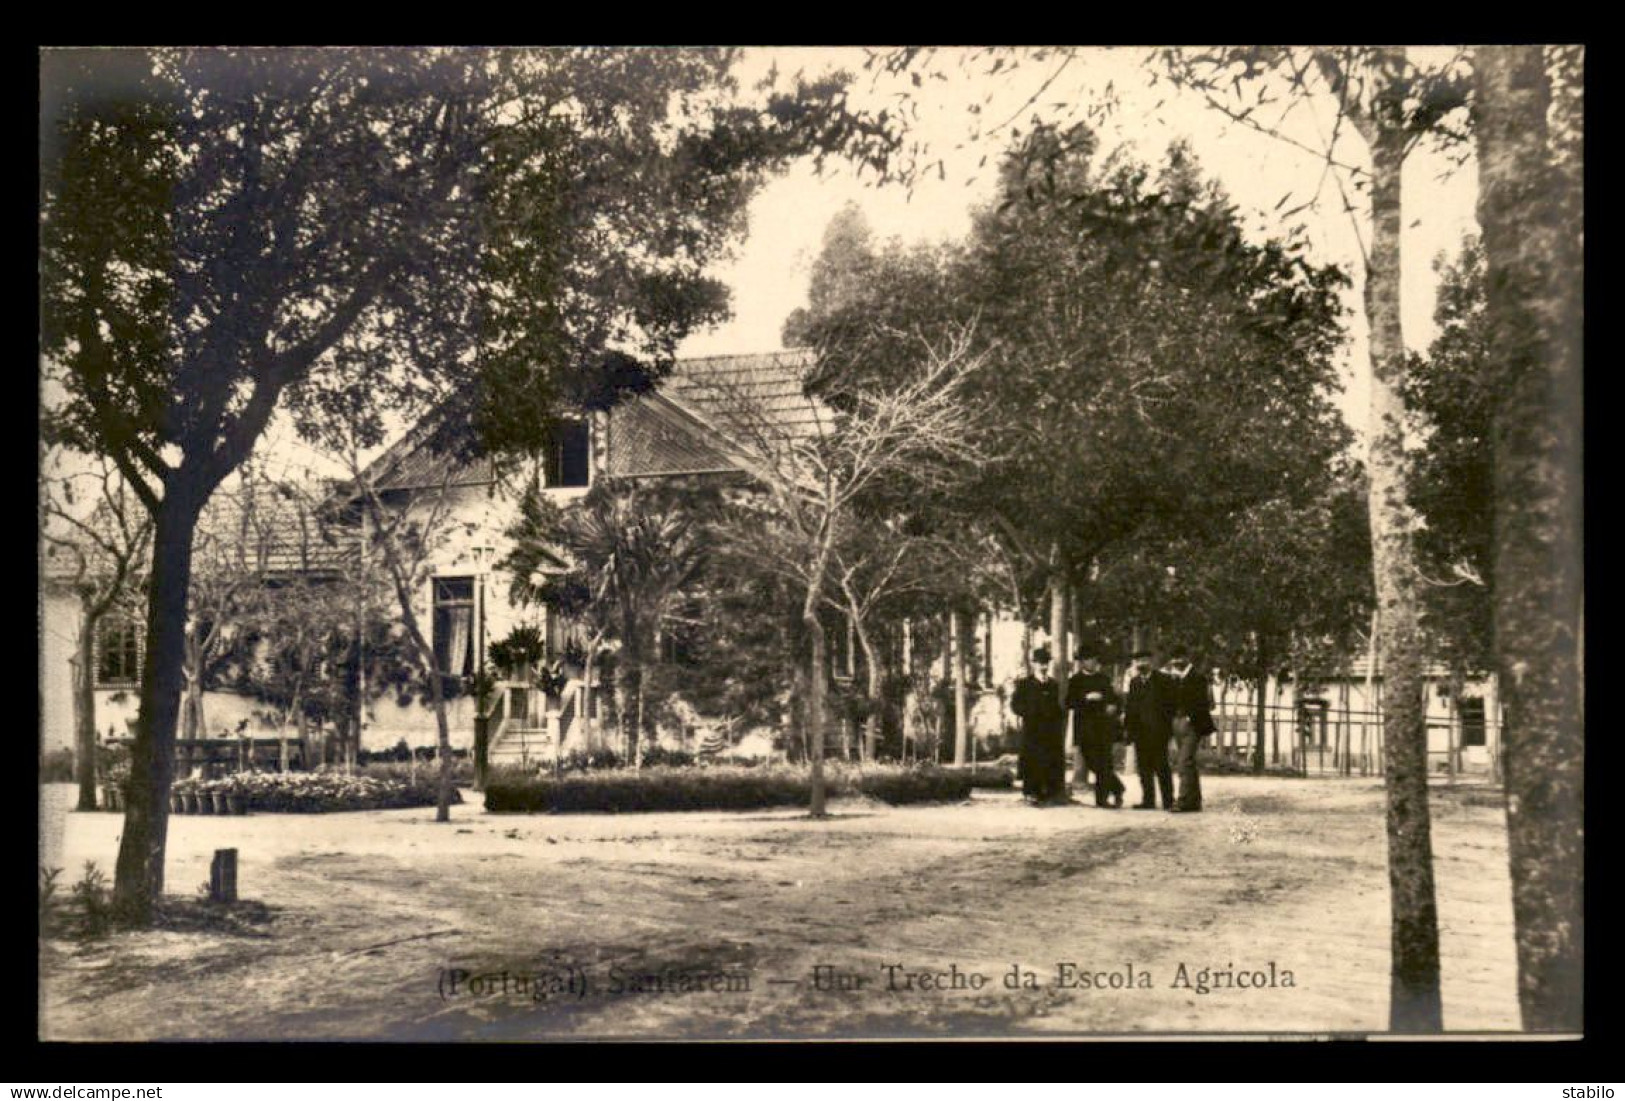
[484,764,973,814]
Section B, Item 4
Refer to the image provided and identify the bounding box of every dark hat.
[1074,644,1100,661]
[1130,649,1154,660]
[1167,645,1191,661]
[1031,645,1053,665]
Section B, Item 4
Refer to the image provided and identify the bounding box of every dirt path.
[37,777,1520,1039]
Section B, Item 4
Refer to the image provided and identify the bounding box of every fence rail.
[1209,702,1501,779]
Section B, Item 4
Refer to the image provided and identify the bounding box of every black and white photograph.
[37,45,1583,1042]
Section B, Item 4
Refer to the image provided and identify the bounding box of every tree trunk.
[113,493,201,919]
[1253,633,1269,774]
[1364,114,1444,1032]
[74,605,100,811]
[1363,606,1380,777]
[951,609,968,766]
[900,619,914,762]
[428,663,452,822]
[1048,569,1067,785]
[854,620,880,763]
[583,645,599,752]
[1473,45,1584,1033]
[1271,676,1284,767]
[806,612,828,817]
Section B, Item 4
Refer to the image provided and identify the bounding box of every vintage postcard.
[38,45,1581,1042]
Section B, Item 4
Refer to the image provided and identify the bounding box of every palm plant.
[502,478,713,764]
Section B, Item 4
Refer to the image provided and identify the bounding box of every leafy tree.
[40,46,892,917]
[1095,466,1373,770]
[1158,45,1475,1031]
[1403,239,1495,681]
[781,201,878,349]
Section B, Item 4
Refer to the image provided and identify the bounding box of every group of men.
[1010,645,1217,813]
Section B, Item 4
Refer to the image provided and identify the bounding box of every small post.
[209,848,238,904]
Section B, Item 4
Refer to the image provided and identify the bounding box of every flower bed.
[484,763,972,814]
[174,769,460,814]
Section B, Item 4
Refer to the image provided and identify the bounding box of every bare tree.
[710,325,991,814]
[41,454,152,811]
[340,454,474,823]
[828,520,981,762]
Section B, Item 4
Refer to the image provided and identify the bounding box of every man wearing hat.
[1066,645,1124,808]
[1162,647,1217,813]
[1011,646,1067,805]
[1123,650,1174,810]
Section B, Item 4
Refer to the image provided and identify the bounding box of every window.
[1458,697,1487,747]
[432,577,475,678]
[545,421,591,488]
[95,618,142,685]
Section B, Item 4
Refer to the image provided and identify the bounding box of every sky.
[674,46,1482,438]
[51,46,1487,494]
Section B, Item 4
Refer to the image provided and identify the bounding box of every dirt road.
[38,776,1520,1039]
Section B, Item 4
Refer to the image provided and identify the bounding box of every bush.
[1200,748,1306,777]
[853,766,975,805]
[484,763,972,814]
[41,863,117,940]
[40,748,76,783]
[638,745,697,769]
[943,763,1016,789]
[355,758,475,788]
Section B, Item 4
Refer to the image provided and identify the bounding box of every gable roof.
[42,478,356,590]
[356,350,831,491]
[659,350,827,447]
[193,480,357,577]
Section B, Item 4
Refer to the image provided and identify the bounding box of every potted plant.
[488,625,547,682]
[223,776,247,815]
[560,637,589,679]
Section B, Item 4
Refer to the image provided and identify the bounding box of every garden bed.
[484,763,973,814]
[174,769,460,814]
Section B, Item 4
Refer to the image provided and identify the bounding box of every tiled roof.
[373,445,491,492]
[604,397,737,478]
[41,479,357,590]
[358,351,831,489]
[659,350,828,451]
[193,482,357,576]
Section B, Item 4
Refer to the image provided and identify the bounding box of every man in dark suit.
[1123,649,1174,810]
[1163,647,1217,813]
[1011,646,1067,805]
[1066,646,1124,808]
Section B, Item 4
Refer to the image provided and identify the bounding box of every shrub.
[41,863,120,941]
[943,763,1016,789]
[555,747,626,773]
[638,745,697,769]
[485,763,972,814]
[1200,748,1307,777]
[40,748,76,783]
[356,758,475,788]
[853,766,975,805]
[69,862,114,938]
